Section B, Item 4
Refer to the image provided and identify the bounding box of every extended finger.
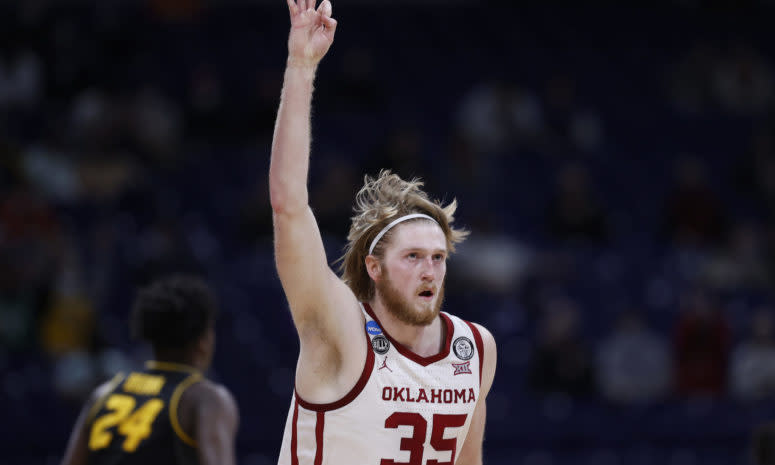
[286,0,298,15]
[318,0,332,17]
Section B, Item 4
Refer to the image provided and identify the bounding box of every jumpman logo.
[378,356,392,372]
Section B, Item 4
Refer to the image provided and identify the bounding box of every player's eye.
[433,254,444,261]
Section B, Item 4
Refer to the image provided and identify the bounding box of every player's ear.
[196,327,214,353]
[365,254,382,282]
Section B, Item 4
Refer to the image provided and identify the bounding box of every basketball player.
[60,275,239,465]
[271,1,497,464]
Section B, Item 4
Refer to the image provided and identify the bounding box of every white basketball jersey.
[277,303,484,465]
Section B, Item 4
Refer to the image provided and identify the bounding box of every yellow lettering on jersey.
[88,394,166,452]
[123,373,166,396]
[118,398,164,452]
[89,395,136,450]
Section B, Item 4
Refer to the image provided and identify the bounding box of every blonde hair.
[338,170,468,301]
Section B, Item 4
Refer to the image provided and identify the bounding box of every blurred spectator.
[456,79,544,154]
[730,307,775,401]
[672,288,731,397]
[0,48,42,110]
[662,156,728,247]
[129,85,182,164]
[528,297,596,397]
[77,154,138,204]
[451,212,533,294]
[545,162,609,245]
[0,252,41,350]
[597,310,671,404]
[702,222,773,291]
[39,238,95,357]
[20,145,81,204]
[0,181,61,350]
[542,73,604,154]
[711,43,774,115]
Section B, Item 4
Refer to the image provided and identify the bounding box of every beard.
[375,269,445,327]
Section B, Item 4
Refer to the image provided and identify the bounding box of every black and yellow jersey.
[85,361,203,465]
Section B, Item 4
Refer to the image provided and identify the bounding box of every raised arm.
[269,0,336,214]
[269,0,365,403]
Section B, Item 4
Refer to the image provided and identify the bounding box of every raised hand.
[286,0,337,68]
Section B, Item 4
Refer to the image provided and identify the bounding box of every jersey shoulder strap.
[444,313,486,385]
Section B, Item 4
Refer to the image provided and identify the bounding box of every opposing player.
[60,275,239,465]
[270,1,497,464]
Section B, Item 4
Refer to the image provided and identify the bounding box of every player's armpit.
[193,383,239,465]
[475,323,497,398]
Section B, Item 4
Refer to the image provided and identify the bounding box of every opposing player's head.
[130,274,219,370]
[340,170,468,326]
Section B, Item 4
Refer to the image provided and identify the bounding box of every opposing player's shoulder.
[86,372,125,410]
[187,379,239,418]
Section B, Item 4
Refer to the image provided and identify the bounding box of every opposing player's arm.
[190,382,239,465]
[60,380,117,465]
[456,325,497,465]
[270,0,364,398]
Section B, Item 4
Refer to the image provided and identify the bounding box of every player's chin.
[414,304,439,326]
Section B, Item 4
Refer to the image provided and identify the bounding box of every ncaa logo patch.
[366,320,383,336]
[372,335,390,355]
[453,337,474,361]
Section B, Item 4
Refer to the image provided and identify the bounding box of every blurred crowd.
[1,1,774,464]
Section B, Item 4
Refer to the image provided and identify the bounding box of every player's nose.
[420,257,435,279]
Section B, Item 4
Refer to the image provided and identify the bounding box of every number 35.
[381,412,468,465]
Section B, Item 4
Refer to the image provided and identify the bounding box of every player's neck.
[153,350,203,371]
[369,301,445,358]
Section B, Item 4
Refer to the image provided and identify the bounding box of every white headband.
[368,213,439,255]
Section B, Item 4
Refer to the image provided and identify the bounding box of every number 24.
[381,412,468,465]
[89,394,164,452]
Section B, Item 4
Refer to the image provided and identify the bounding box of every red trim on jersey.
[363,303,454,366]
[294,327,376,412]
[291,400,299,465]
[314,412,325,465]
[464,320,485,385]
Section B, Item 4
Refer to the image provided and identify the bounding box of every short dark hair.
[754,422,775,465]
[130,275,218,350]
